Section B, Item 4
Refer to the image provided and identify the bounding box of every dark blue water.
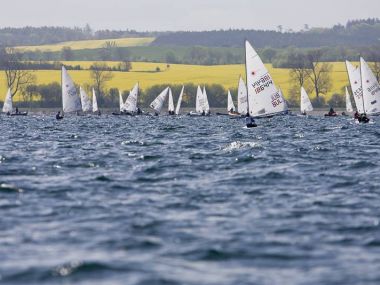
[1,114,380,285]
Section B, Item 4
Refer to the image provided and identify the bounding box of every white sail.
[345,87,354,112]
[360,57,380,115]
[345,60,364,113]
[278,89,288,112]
[245,40,287,117]
[203,86,210,113]
[124,83,139,113]
[2,88,13,113]
[62,66,81,113]
[237,77,248,115]
[119,91,125,112]
[300,87,313,113]
[80,87,92,112]
[195,85,204,113]
[168,88,175,112]
[150,87,169,114]
[92,88,99,113]
[175,86,184,115]
[227,90,236,112]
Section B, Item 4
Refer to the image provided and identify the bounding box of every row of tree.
[4,79,353,110]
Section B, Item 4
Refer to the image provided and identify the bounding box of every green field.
[0,62,350,103]
[15,37,155,52]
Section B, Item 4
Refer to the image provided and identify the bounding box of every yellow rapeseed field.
[0,62,351,102]
[15,37,155,52]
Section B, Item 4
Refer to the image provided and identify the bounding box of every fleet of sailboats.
[2,41,380,125]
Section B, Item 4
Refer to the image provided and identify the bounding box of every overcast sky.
[1,0,379,31]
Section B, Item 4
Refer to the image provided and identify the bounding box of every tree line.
[4,83,233,110]
[152,19,380,48]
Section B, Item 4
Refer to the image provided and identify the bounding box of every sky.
[1,0,379,31]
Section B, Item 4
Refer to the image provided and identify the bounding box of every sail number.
[252,74,273,94]
[271,92,283,107]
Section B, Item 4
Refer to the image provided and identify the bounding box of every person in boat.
[97,110,101,116]
[15,107,19,114]
[6,111,10,116]
[359,113,370,123]
[245,112,250,117]
[354,111,360,120]
[201,110,205,116]
[56,111,64,120]
[341,111,347,116]
[327,107,337,116]
[245,116,257,128]
[301,110,307,116]
[137,108,142,115]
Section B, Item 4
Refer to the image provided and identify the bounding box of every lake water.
[1,113,380,285]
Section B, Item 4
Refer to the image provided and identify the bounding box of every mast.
[244,40,250,116]
[61,65,64,115]
[359,59,366,114]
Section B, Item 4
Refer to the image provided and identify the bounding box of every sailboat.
[345,60,365,114]
[227,90,239,116]
[175,86,184,115]
[124,83,140,115]
[203,86,210,115]
[345,87,354,113]
[360,57,380,115]
[238,76,248,116]
[92,88,100,115]
[2,88,13,115]
[62,66,81,114]
[245,40,288,118]
[300,87,313,115]
[189,86,207,116]
[119,91,125,112]
[80,87,92,112]
[150,87,169,115]
[168,88,175,115]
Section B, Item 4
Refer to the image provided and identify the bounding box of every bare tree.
[370,62,380,82]
[90,63,114,97]
[0,47,36,98]
[305,50,332,98]
[287,52,313,107]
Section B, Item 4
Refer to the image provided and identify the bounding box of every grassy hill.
[1,62,350,103]
[15,37,155,52]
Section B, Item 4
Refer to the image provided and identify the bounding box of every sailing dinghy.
[238,77,248,116]
[360,57,380,116]
[189,86,208,116]
[123,83,140,115]
[2,88,28,116]
[300,87,313,115]
[245,40,288,118]
[92,88,100,115]
[175,86,184,115]
[345,87,354,113]
[150,87,169,115]
[80,87,92,113]
[346,60,365,114]
[168,88,175,115]
[62,66,81,116]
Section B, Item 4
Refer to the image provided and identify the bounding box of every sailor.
[202,110,205,116]
[328,107,336,116]
[97,110,101,116]
[360,113,370,123]
[137,108,142,115]
[245,116,257,128]
[354,111,360,120]
[15,107,19,114]
[56,111,64,120]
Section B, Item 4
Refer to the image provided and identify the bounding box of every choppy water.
[1,113,380,285]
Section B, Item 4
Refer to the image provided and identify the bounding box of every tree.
[90,63,114,97]
[305,50,332,98]
[370,62,380,82]
[61,46,74,60]
[287,51,313,107]
[0,47,36,98]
